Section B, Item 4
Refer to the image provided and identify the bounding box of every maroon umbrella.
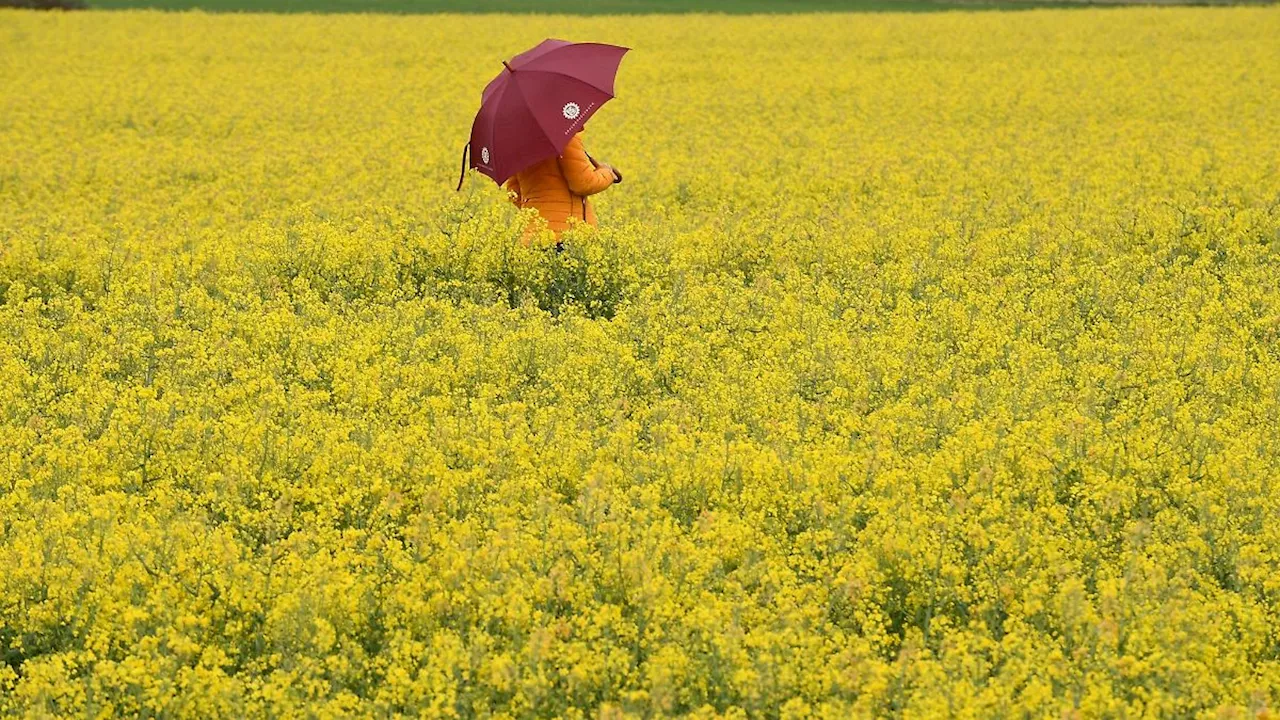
[456,39,629,191]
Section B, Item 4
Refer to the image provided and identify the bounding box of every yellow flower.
[1,6,1278,718]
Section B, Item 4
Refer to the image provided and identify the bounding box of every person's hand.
[602,164,622,183]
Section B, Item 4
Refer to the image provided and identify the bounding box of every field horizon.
[68,0,1280,13]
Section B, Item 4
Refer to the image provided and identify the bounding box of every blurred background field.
[15,0,1273,13]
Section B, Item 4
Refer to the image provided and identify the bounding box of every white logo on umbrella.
[562,102,581,120]
[481,147,490,164]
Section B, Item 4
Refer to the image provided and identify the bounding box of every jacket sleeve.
[504,176,521,205]
[558,134,616,197]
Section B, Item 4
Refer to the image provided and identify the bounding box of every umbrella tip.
[502,60,514,72]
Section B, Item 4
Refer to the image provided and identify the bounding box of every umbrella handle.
[585,151,621,183]
[456,142,469,192]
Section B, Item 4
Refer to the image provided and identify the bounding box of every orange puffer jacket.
[504,132,618,240]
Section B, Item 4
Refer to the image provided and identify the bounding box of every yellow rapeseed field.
[2,7,1280,718]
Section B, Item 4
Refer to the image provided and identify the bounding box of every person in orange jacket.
[504,130,621,244]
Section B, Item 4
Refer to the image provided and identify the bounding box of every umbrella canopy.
[458,39,629,190]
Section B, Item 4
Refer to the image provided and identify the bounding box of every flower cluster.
[2,6,1279,718]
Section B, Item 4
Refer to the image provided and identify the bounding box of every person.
[504,130,621,245]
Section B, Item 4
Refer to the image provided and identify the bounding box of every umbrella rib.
[480,82,507,171]
[513,67,618,99]
[509,77,564,160]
